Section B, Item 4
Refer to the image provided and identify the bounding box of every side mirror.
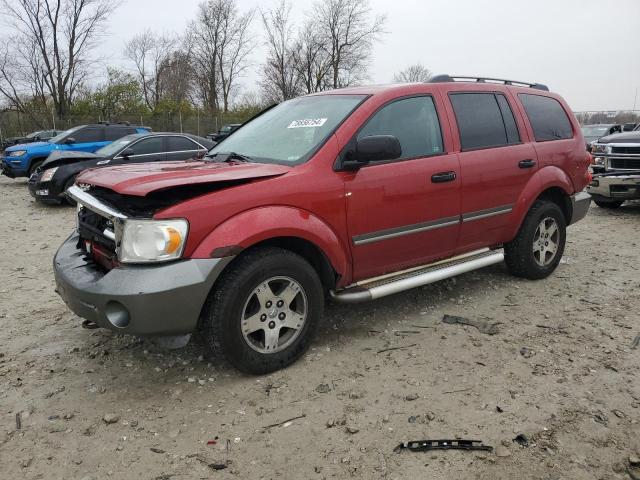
[343,135,402,170]
[64,137,76,144]
[121,148,135,158]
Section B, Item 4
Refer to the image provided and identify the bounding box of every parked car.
[588,125,640,208]
[206,123,241,143]
[1,129,62,150]
[1,122,149,179]
[581,124,623,150]
[54,75,591,374]
[28,132,214,204]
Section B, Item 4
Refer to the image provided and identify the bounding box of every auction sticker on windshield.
[287,118,328,129]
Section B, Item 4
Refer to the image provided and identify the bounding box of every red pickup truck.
[55,75,592,374]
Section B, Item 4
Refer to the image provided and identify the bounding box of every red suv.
[55,75,592,374]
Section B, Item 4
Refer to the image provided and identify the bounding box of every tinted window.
[127,137,164,156]
[495,95,520,144]
[105,127,136,141]
[358,96,443,159]
[519,94,573,141]
[167,136,198,152]
[450,93,519,150]
[72,128,103,143]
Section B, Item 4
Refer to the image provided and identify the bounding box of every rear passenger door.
[165,136,206,161]
[343,95,461,280]
[446,91,538,252]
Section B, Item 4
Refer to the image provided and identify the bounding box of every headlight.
[8,150,26,157]
[40,167,58,181]
[591,144,609,155]
[119,219,188,263]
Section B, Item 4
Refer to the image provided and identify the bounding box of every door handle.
[518,159,536,168]
[431,171,457,183]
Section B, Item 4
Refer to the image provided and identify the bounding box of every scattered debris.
[405,393,419,401]
[102,414,120,424]
[15,412,21,430]
[519,347,535,358]
[377,344,417,354]
[394,439,493,454]
[345,426,360,434]
[150,447,165,454]
[496,406,504,413]
[631,334,640,350]
[262,413,306,431]
[315,384,331,394]
[442,314,500,335]
[513,433,529,447]
[442,387,472,395]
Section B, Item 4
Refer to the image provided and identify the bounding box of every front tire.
[202,247,324,374]
[505,200,566,280]
[594,199,624,209]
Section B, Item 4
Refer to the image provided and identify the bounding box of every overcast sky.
[99,0,640,112]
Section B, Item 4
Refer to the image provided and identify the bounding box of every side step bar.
[330,248,504,303]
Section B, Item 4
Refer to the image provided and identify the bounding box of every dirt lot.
[1,176,639,480]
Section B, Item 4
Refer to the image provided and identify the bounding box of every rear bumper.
[569,191,591,225]
[54,233,232,336]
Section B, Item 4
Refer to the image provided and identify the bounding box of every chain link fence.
[0,109,254,141]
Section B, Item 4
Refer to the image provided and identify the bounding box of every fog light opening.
[104,301,130,329]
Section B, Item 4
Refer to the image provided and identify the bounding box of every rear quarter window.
[518,94,573,141]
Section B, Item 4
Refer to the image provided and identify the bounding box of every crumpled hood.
[598,131,640,144]
[77,160,292,196]
[42,150,101,168]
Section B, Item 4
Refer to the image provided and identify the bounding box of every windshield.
[208,95,366,164]
[581,125,610,136]
[49,126,83,144]
[26,131,43,139]
[96,137,134,157]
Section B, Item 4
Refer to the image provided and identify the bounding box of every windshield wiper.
[206,151,253,163]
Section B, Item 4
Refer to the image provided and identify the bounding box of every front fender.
[190,206,351,281]
[505,166,574,240]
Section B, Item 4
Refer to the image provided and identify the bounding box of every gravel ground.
[1,176,639,480]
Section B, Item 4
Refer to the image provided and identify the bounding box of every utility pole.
[633,87,638,111]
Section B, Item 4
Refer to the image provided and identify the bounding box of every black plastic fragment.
[394,439,493,454]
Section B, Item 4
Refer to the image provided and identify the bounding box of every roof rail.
[117,121,131,126]
[429,74,549,91]
[97,120,110,125]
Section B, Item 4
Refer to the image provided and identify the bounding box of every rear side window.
[128,137,163,156]
[450,93,520,150]
[105,127,136,141]
[518,94,573,141]
[72,128,104,143]
[358,96,444,159]
[167,136,198,152]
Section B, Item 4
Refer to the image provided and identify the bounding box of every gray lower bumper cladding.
[53,233,231,336]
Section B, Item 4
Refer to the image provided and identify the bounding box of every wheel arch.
[506,166,574,240]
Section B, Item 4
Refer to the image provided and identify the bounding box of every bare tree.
[259,0,300,103]
[292,20,332,94]
[190,0,254,112]
[1,0,120,116]
[313,0,385,89]
[393,63,432,83]
[124,31,173,110]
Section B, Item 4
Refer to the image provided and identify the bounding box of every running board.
[330,248,504,303]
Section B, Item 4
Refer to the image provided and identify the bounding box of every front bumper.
[587,174,640,201]
[54,233,232,336]
[27,173,65,203]
[569,191,591,225]
[1,158,26,178]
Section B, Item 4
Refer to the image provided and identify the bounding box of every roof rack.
[429,74,549,91]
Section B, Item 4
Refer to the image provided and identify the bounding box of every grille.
[611,146,640,155]
[77,207,117,257]
[609,157,640,170]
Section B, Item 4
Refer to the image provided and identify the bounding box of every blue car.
[1,122,150,178]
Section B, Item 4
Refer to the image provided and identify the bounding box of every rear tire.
[505,200,566,280]
[594,199,624,209]
[202,247,324,374]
